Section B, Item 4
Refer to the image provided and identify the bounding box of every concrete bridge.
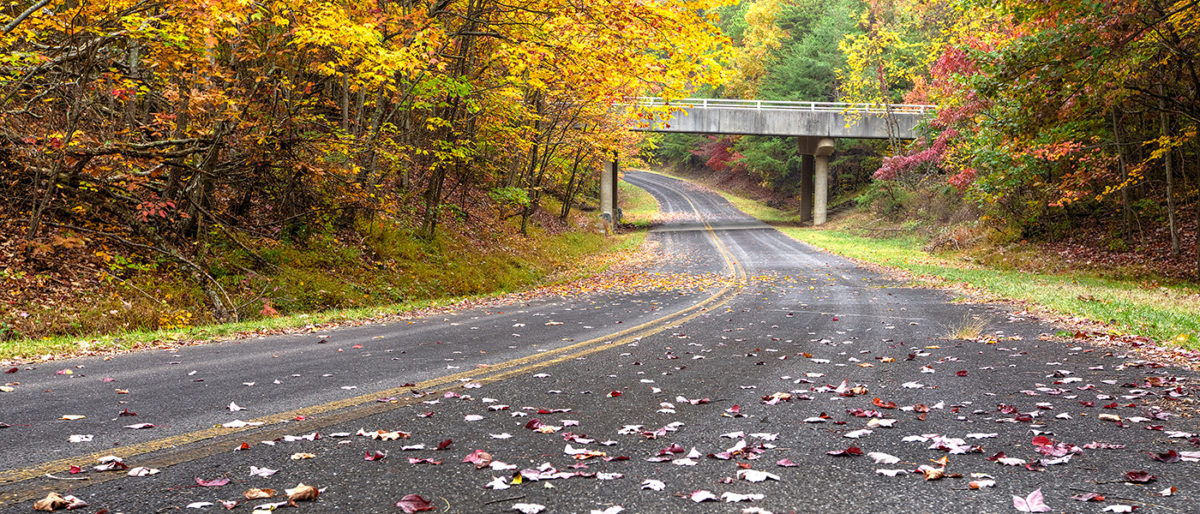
[599,98,934,228]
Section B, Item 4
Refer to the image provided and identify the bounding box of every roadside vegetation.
[618,179,663,228]
[0,213,645,360]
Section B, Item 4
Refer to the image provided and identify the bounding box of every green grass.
[0,226,645,361]
[786,228,1200,348]
[618,179,660,227]
[646,168,1200,348]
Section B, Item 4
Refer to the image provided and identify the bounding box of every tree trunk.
[560,147,585,220]
[1112,110,1133,241]
[1159,84,1180,257]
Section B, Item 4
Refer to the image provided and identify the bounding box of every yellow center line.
[0,180,748,504]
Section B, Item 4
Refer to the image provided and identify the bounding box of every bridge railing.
[632,97,935,115]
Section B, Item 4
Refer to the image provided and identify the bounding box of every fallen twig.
[483,495,525,505]
[44,473,89,480]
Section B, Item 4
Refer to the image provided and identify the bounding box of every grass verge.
[651,168,1200,349]
[618,178,661,228]
[1,229,645,362]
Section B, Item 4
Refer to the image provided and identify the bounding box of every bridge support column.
[814,152,830,226]
[599,155,618,232]
[798,137,836,225]
[799,155,814,224]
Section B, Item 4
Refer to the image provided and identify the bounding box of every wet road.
[2,171,1198,513]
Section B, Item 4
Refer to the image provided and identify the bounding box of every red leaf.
[119,408,136,417]
[5,367,16,374]
[1149,450,1180,463]
[436,439,452,450]
[658,443,685,456]
[777,458,799,467]
[872,397,897,409]
[195,477,230,487]
[396,494,435,513]
[827,446,863,456]
[461,449,492,469]
[524,419,544,430]
[1070,493,1105,502]
[607,390,621,397]
[68,465,83,474]
[1125,470,1156,483]
[364,450,387,461]
[956,370,968,377]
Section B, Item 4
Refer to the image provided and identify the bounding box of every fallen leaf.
[248,466,277,477]
[512,503,546,514]
[1149,450,1180,463]
[127,466,159,476]
[364,450,387,461]
[1070,493,1105,502]
[641,479,665,491]
[827,446,863,457]
[737,469,780,482]
[1124,470,1156,483]
[396,494,435,513]
[286,483,319,507]
[868,452,900,465]
[462,449,493,469]
[289,453,315,460]
[195,477,230,487]
[689,490,718,503]
[721,492,764,503]
[244,488,275,500]
[33,493,69,511]
[1013,488,1051,512]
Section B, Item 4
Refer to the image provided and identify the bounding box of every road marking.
[0,174,748,506]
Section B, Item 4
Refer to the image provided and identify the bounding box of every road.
[2,171,1198,513]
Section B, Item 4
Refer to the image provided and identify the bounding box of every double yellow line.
[0,180,746,505]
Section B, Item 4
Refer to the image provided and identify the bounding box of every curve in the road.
[0,173,748,506]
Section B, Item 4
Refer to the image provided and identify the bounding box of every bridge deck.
[629,98,932,140]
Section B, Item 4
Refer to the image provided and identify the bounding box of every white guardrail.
[633,97,935,115]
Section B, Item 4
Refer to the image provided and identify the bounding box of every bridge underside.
[632,108,924,140]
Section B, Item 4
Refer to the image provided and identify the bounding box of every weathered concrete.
[632,99,929,140]
[600,158,615,231]
[799,155,813,224]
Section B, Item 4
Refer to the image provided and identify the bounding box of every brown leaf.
[33,493,69,511]
[286,483,319,506]
[243,488,275,500]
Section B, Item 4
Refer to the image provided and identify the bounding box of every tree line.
[0,0,730,322]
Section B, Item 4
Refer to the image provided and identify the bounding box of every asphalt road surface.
[2,171,1198,513]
